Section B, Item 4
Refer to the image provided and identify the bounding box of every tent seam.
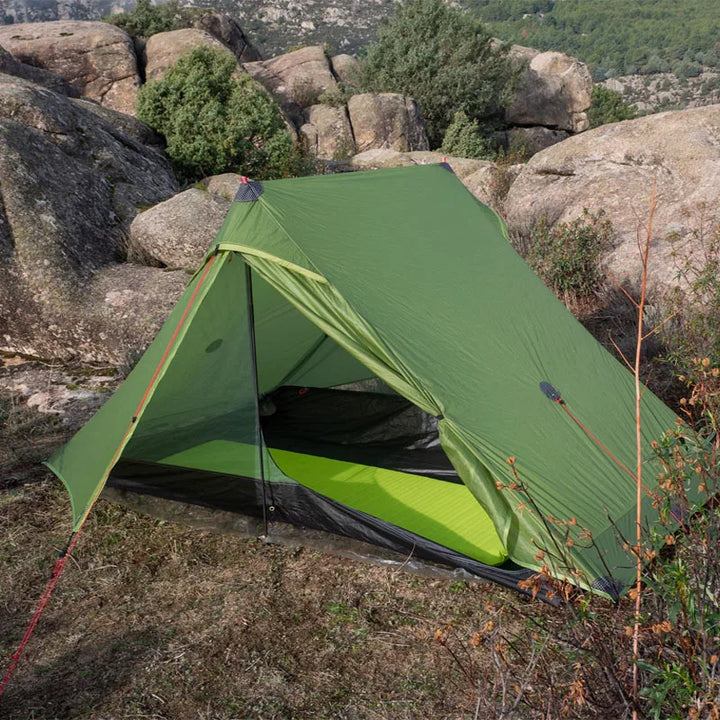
[256,195,328,279]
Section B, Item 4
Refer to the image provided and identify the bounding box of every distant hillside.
[184,0,399,56]
[467,0,720,80]
[2,0,719,87]
[0,0,401,56]
[0,0,134,24]
[602,69,720,113]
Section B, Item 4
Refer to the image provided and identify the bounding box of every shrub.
[440,111,493,159]
[588,85,639,128]
[104,0,201,38]
[661,209,720,419]
[317,85,352,108]
[136,46,298,184]
[290,77,323,108]
[359,0,520,148]
[526,209,614,305]
[637,389,720,719]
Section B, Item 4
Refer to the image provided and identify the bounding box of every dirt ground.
[1,384,554,720]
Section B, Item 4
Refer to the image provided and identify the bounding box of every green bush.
[104,0,201,38]
[588,85,639,128]
[637,396,720,720]
[359,0,520,148]
[528,209,614,304]
[136,46,298,184]
[440,111,493,159]
[290,77,324,108]
[661,212,720,419]
[317,85,353,108]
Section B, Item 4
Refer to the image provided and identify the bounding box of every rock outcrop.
[300,104,355,160]
[501,126,571,156]
[128,189,231,269]
[0,21,141,115]
[503,105,720,299]
[203,173,246,200]
[349,150,502,208]
[0,74,178,363]
[507,50,593,134]
[193,11,262,64]
[245,45,339,123]
[245,46,429,159]
[245,42,588,160]
[347,93,429,153]
[330,54,361,87]
[144,28,236,82]
[0,44,80,97]
[70,97,164,148]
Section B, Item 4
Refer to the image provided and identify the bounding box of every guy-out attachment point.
[540,381,563,404]
[234,177,264,202]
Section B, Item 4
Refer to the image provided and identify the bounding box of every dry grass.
[0,392,69,490]
[0,392,549,720]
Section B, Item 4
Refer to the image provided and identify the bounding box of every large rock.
[503,105,720,299]
[350,150,501,207]
[300,104,355,160]
[203,173,245,200]
[503,126,571,156]
[81,264,188,363]
[144,28,236,82]
[194,12,262,63]
[129,189,231,270]
[1,259,188,365]
[507,51,593,133]
[0,21,140,116]
[70,97,164,148]
[244,45,338,122]
[506,43,541,63]
[349,148,414,169]
[330,54,361,88]
[0,43,79,97]
[347,93,429,153]
[0,74,178,362]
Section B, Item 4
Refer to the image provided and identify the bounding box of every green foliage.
[317,84,353,108]
[661,210,720,420]
[466,0,720,81]
[588,86,639,128]
[440,111,493,159]
[638,413,720,720]
[359,0,520,148]
[290,77,324,107]
[136,46,298,184]
[104,0,202,38]
[527,209,614,303]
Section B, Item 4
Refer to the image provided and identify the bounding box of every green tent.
[47,164,678,598]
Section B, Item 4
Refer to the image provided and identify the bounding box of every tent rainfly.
[47,164,680,599]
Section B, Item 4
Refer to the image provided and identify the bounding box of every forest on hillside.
[466,0,720,79]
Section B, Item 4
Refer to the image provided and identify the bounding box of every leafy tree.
[136,46,297,184]
[441,111,493,159]
[359,0,520,147]
[104,0,202,38]
[587,85,638,128]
